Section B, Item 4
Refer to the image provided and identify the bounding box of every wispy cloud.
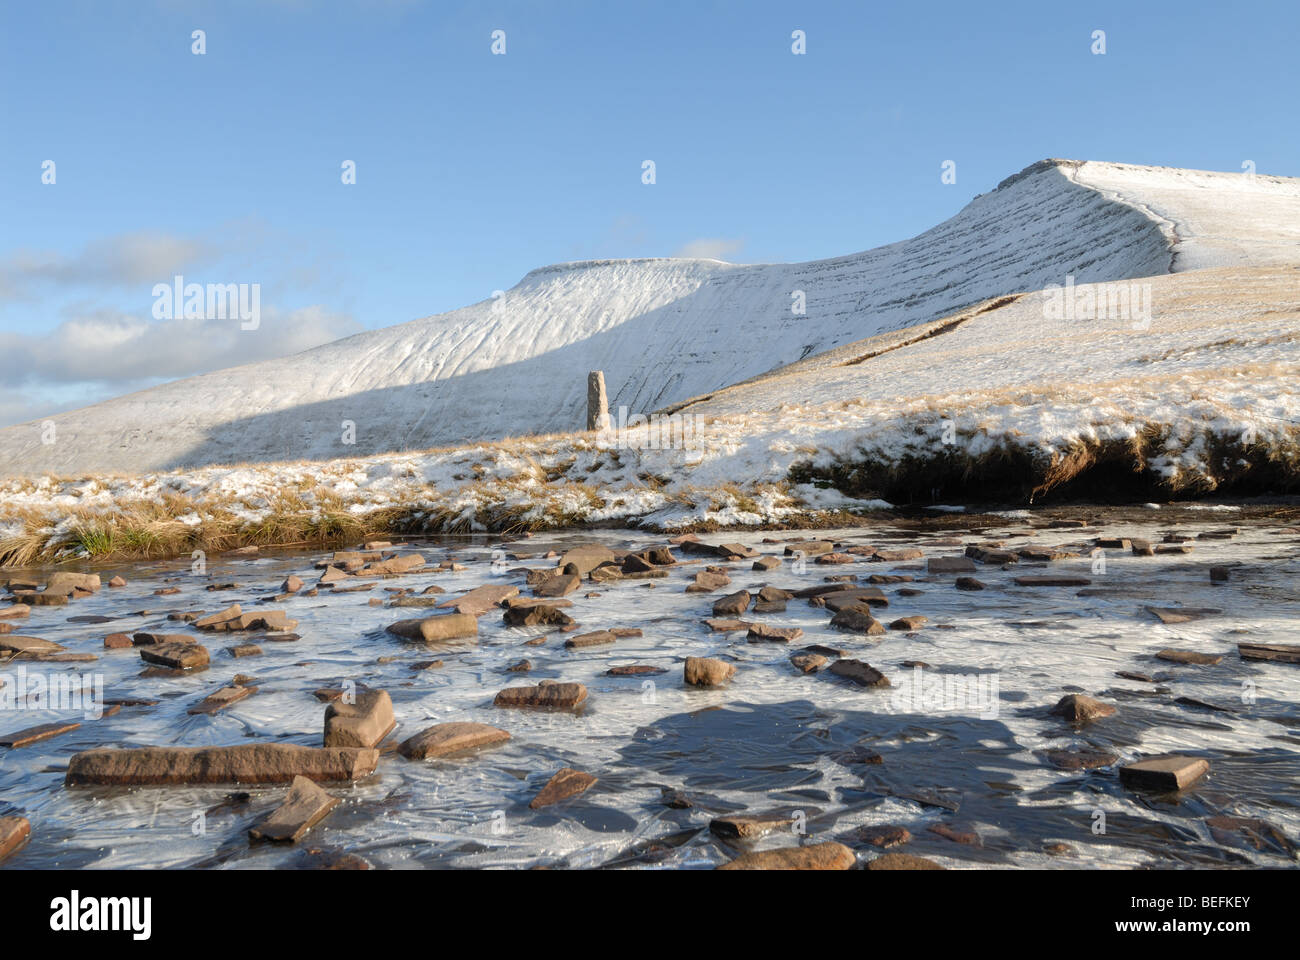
[671,237,746,261]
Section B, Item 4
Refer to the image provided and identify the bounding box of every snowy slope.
[3,159,1298,477]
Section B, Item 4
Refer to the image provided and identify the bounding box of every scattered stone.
[398,721,511,760]
[874,548,924,562]
[132,631,196,645]
[533,572,580,598]
[188,685,257,715]
[0,635,64,657]
[829,659,890,687]
[1155,544,1193,555]
[865,853,943,871]
[747,623,803,643]
[506,658,532,672]
[928,822,982,845]
[703,618,752,633]
[104,633,133,649]
[889,616,927,631]
[955,577,986,591]
[712,591,751,616]
[752,556,781,571]
[1146,606,1220,624]
[248,775,339,844]
[815,552,856,565]
[1130,539,1155,556]
[789,653,828,673]
[709,811,794,839]
[686,570,731,593]
[139,643,209,670]
[282,575,304,593]
[855,825,911,848]
[928,557,976,574]
[503,603,574,628]
[564,630,616,649]
[65,743,379,785]
[1042,842,1074,856]
[1048,694,1115,722]
[1044,749,1119,770]
[684,657,735,687]
[529,767,597,809]
[606,664,666,676]
[324,690,395,748]
[228,643,263,658]
[718,842,855,870]
[1,720,82,748]
[0,816,31,863]
[1205,816,1296,856]
[107,576,127,588]
[385,613,478,643]
[1119,755,1210,792]
[558,544,616,577]
[815,586,888,609]
[830,608,885,635]
[1156,649,1223,665]
[494,682,588,709]
[45,572,101,596]
[1209,566,1230,583]
[1238,642,1300,664]
[439,584,519,616]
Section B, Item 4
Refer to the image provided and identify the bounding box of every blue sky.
[1,0,1297,425]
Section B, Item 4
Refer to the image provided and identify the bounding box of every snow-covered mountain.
[3,159,1298,477]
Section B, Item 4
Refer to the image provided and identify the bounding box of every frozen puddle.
[1,511,1298,869]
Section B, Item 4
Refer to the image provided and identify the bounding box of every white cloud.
[671,237,746,261]
[0,305,361,394]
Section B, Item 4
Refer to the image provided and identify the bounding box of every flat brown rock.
[1014,576,1092,587]
[324,690,395,748]
[0,635,65,656]
[139,642,209,670]
[558,543,616,576]
[606,664,666,676]
[248,775,339,843]
[564,630,616,649]
[686,571,732,593]
[1146,606,1220,624]
[928,557,976,574]
[385,613,478,643]
[684,657,735,687]
[439,584,519,616]
[0,816,31,863]
[709,811,794,839]
[493,682,588,709]
[830,608,885,635]
[817,587,888,609]
[188,685,257,715]
[65,743,379,785]
[829,659,890,687]
[718,841,855,871]
[533,572,580,597]
[1119,755,1210,792]
[1,720,82,748]
[703,618,752,633]
[1044,749,1119,770]
[855,825,912,848]
[529,767,597,808]
[747,623,803,643]
[1156,649,1223,665]
[398,721,512,759]
[1238,643,1300,664]
[865,852,943,871]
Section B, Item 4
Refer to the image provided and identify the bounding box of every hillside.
[6,159,1298,477]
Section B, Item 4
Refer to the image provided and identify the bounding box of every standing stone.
[587,370,610,431]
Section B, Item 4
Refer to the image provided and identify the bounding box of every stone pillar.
[586,371,610,431]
